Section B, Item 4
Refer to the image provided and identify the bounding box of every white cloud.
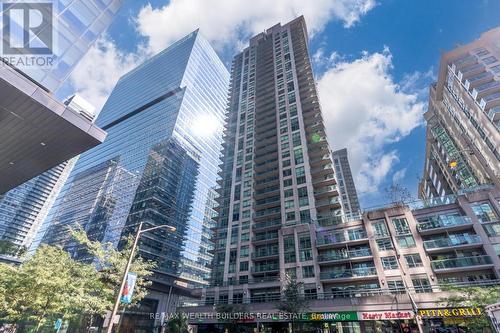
[317,47,425,194]
[392,167,408,184]
[68,36,144,112]
[136,0,377,54]
[69,0,376,113]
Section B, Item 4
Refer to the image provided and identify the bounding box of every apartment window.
[412,277,432,293]
[405,253,423,268]
[294,148,303,164]
[239,275,248,284]
[241,233,249,242]
[299,234,312,261]
[387,280,405,294]
[285,200,295,209]
[471,202,498,223]
[298,187,308,207]
[233,293,243,304]
[240,246,249,257]
[283,169,292,177]
[398,235,416,248]
[286,212,296,222]
[381,256,398,270]
[243,199,251,208]
[372,221,388,237]
[483,223,500,237]
[300,210,311,222]
[284,189,294,198]
[296,166,306,184]
[302,266,315,278]
[376,238,393,251]
[239,261,249,271]
[291,119,300,133]
[284,235,296,263]
[242,210,250,219]
[283,179,293,187]
[285,267,296,279]
[392,218,411,235]
[283,159,291,168]
[219,294,229,304]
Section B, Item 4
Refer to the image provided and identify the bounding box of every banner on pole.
[120,272,137,304]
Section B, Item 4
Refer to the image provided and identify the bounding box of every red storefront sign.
[358,311,415,321]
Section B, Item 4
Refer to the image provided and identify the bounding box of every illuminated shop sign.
[419,308,483,318]
[306,312,358,321]
[358,311,415,320]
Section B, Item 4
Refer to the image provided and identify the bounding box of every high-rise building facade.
[419,27,500,199]
[0,0,121,258]
[2,0,123,92]
[40,30,229,312]
[186,185,500,332]
[208,16,342,299]
[332,148,361,218]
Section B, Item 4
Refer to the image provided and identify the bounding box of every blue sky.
[62,0,500,209]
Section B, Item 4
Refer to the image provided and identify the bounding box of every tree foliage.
[0,229,156,332]
[166,314,189,333]
[277,275,309,333]
[440,284,500,332]
[0,245,108,331]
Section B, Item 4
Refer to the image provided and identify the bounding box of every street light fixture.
[106,222,176,333]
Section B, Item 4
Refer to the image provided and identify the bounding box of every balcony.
[317,248,372,264]
[315,197,341,209]
[314,185,338,198]
[251,263,279,273]
[252,249,279,260]
[253,219,281,231]
[417,216,472,234]
[423,235,482,251]
[320,267,377,281]
[431,255,493,272]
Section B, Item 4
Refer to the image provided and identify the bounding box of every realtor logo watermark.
[1,1,57,69]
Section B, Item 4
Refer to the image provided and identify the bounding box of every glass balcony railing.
[423,235,482,250]
[252,249,279,259]
[316,234,346,245]
[253,219,281,230]
[320,267,377,280]
[317,248,372,262]
[417,216,472,231]
[431,255,492,270]
[251,263,279,273]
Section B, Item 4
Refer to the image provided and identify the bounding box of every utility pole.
[106,222,176,333]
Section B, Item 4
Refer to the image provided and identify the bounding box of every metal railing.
[417,216,472,231]
[423,234,482,249]
[431,255,492,270]
[317,248,372,262]
[319,267,377,280]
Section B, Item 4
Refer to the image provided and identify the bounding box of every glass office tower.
[2,0,123,92]
[40,30,229,309]
[0,0,122,257]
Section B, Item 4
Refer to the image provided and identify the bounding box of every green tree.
[166,314,189,333]
[0,245,108,332]
[0,229,156,332]
[71,228,155,305]
[440,284,500,332]
[277,275,309,333]
[215,303,249,332]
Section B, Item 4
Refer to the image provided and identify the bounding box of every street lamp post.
[106,222,176,333]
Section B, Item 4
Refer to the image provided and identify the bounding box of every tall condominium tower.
[209,16,342,298]
[419,27,500,199]
[332,148,361,218]
[40,30,229,312]
[0,0,121,258]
